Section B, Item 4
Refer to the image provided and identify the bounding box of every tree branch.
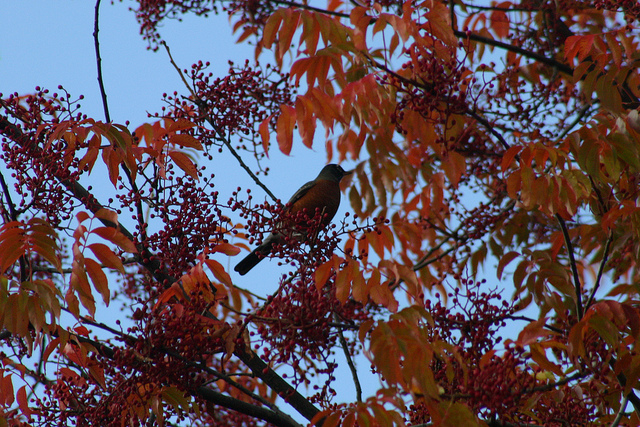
[453,30,574,76]
[93,0,110,123]
[556,214,583,319]
[335,314,362,402]
[161,41,278,203]
[585,230,613,311]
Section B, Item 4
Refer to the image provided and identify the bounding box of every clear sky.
[1,0,372,421]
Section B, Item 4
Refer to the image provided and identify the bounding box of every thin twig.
[335,314,362,402]
[556,214,583,319]
[93,0,110,122]
[585,231,613,311]
[161,42,278,202]
[500,315,564,335]
[453,30,574,76]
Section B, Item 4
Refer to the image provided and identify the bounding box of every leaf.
[209,242,241,256]
[276,104,297,156]
[497,251,520,280]
[258,116,271,157]
[169,151,199,180]
[565,35,595,63]
[351,266,369,304]
[0,221,25,271]
[262,10,284,49]
[605,31,622,68]
[335,260,356,303]
[85,258,110,305]
[94,209,118,227]
[490,10,510,38]
[169,134,203,150]
[88,243,124,273]
[205,259,232,287]
[92,227,138,253]
[315,259,334,290]
[501,145,522,171]
[70,256,96,316]
[530,342,563,375]
[17,385,32,417]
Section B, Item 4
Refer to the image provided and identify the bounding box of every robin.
[234,164,353,275]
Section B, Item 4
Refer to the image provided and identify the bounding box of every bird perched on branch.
[234,164,353,275]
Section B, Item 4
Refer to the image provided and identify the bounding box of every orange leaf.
[351,267,368,304]
[88,243,124,273]
[276,105,296,155]
[262,10,284,49]
[210,242,241,256]
[501,145,522,171]
[95,208,119,226]
[92,227,137,254]
[205,259,233,287]
[85,258,110,305]
[156,284,183,306]
[170,134,203,150]
[335,261,355,303]
[259,116,271,157]
[315,259,334,290]
[169,150,199,180]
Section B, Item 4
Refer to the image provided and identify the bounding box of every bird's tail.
[234,242,272,275]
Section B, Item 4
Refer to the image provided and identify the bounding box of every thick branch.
[197,387,303,427]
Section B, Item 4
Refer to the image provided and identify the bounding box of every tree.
[1,0,640,425]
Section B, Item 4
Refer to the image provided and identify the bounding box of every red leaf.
[17,385,32,417]
[490,10,510,38]
[565,35,596,63]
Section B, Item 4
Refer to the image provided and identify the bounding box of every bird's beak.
[344,169,354,176]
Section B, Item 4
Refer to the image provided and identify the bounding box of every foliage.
[2,0,640,425]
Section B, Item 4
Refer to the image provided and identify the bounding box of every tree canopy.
[2,0,640,425]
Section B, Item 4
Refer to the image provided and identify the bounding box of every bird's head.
[318,164,353,182]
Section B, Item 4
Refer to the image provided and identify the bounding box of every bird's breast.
[288,179,341,227]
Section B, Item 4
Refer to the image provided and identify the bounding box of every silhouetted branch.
[93,0,110,123]
[556,214,583,319]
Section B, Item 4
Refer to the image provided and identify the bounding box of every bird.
[234,164,353,275]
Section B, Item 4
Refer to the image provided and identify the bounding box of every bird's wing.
[282,179,315,211]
